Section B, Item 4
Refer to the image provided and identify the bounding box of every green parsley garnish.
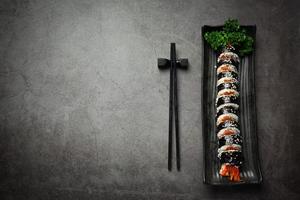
[204,19,254,56]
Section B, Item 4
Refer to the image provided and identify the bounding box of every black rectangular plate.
[202,25,262,185]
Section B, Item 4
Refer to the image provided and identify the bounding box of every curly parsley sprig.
[204,19,254,56]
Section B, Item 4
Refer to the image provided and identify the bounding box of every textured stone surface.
[0,0,299,199]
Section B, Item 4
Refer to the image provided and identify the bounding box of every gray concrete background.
[0,0,299,199]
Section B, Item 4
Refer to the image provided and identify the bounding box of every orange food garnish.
[221,90,236,96]
[220,164,241,182]
[220,115,234,122]
[221,66,229,69]
[224,79,231,83]
[217,64,236,74]
[225,146,240,151]
[223,129,235,136]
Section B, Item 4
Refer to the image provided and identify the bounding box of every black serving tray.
[202,25,262,185]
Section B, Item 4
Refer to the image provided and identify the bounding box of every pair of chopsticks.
[158,43,188,171]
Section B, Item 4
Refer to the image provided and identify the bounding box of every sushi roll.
[217,51,240,65]
[217,127,240,139]
[216,113,239,126]
[217,82,239,91]
[216,121,240,133]
[220,151,243,166]
[218,134,243,147]
[217,77,238,86]
[215,50,243,182]
[216,93,239,107]
[217,71,239,80]
[217,89,239,99]
[216,103,239,117]
[217,64,237,75]
[217,144,242,158]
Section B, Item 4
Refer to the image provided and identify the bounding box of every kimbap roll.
[215,49,243,182]
[217,52,240,64]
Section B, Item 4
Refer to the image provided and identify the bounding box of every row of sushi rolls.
[215,50,243,182]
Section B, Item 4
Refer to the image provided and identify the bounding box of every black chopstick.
[173,56,180,171]
[168,49,174,171]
